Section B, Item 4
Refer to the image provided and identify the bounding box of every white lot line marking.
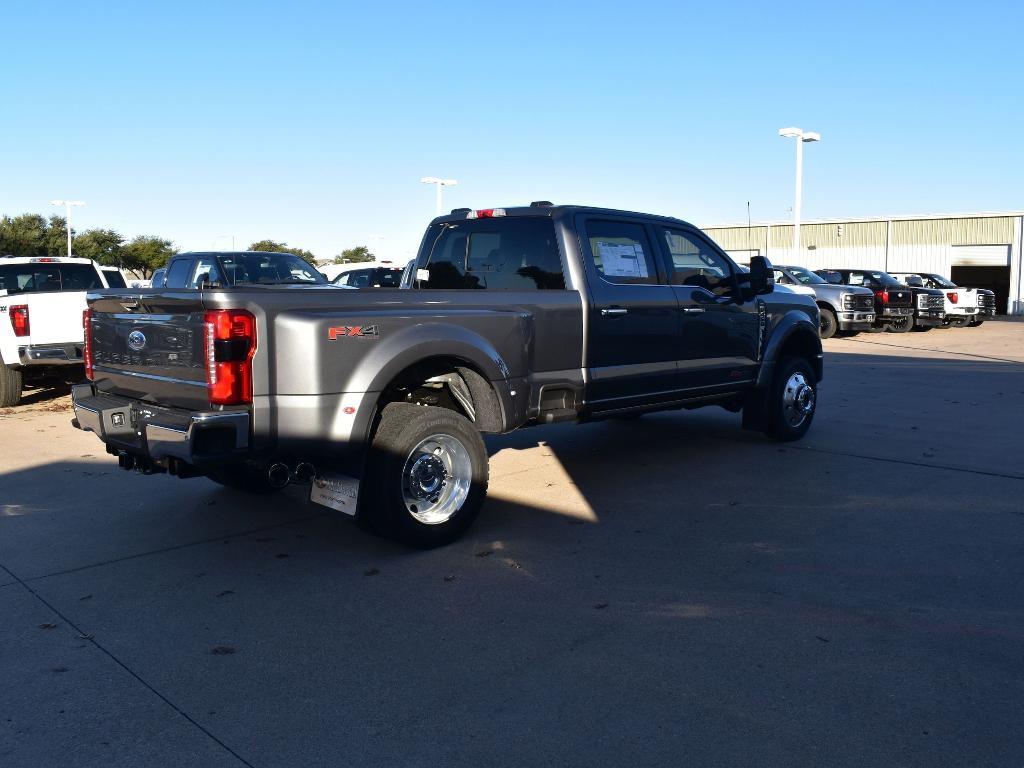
[0,561,257,768]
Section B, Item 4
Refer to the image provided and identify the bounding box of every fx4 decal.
[328,325,379,340]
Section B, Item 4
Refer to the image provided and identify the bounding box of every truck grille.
[843,294,874,311]
[978,293,996,309]
[918,294,944,311]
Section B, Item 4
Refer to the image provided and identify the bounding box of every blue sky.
[3,0,1022,261]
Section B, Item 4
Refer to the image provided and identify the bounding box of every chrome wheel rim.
[401,434,472,525]
[782,372,815,428]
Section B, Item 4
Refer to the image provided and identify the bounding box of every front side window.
[420,218,565,290]
[585,220,658,285]
[773,269,791,284]
[189,257,223,288]
[663,229,734,297]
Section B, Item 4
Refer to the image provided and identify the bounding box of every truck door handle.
[682,307,706,314]
[601,307,629,316]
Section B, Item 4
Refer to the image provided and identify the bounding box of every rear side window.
[584,220,658,285]
[164,259,193,289]
[103,270,128,288]
[0,263,103,294]
[419,218,565,290]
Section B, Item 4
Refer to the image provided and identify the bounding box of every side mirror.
[748,256,775,296]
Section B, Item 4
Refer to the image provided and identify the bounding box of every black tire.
[818,307,838,340]
[362,402,488,548]
[911,324,933,332]
[763,357,817,442]
[969,319,984,327]
[950,317,971,328]
[206,464,280,494]
[885,314,914,333]
[0,364,23,408]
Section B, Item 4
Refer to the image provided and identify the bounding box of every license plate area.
[310,473,360,516]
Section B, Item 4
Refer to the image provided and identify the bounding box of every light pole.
[420,176,458,216]
[368,233,386,260]
[777,128,820,255]
[50,199,86,257]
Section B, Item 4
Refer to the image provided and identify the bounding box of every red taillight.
[467,208,506,219]
[83,309,94,380]
[203,309,256,405]
[947,291,958,304]
[9,305,30,337]
[874,290,889,304]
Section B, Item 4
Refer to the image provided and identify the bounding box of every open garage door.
[951,265,1009,314]
[951,246,1010,314]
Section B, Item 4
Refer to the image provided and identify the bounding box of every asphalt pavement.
[2,322,1023,767]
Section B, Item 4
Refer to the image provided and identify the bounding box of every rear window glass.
[218,253,324,285]
[0,263,103,294]
[419,218,565,290]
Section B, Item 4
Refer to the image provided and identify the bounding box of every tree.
[74,229,125,266]
[0,213,72,257]
[121,236,177,278]
[335,246,374,264]
[248,239,317,265]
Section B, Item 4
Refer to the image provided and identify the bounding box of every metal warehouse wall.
[704,214,1024,314]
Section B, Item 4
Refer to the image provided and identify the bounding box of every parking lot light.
[420,177,458,216]
[49,199,86,257]
[777,128,821,255]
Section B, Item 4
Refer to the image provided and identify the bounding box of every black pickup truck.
[72,204,823,547]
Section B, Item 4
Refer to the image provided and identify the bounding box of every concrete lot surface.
[2,322,1023,767]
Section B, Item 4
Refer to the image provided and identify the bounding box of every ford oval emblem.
[127,330,147,351]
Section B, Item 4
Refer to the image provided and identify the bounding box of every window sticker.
[596,241,649,278]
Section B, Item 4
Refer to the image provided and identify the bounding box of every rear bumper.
[837,311,875,330]
[18,343,83,366]
[71,383,250,466]
[979,307,997,317]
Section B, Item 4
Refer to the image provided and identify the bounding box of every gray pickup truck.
[771,265,876,339]
[72,204,823,547]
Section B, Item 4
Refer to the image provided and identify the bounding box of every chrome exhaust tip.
[267,462,291,489]
[292,462,316,485]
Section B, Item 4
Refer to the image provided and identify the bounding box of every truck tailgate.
[89,292,211,409]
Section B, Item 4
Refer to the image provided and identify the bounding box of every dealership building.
[703,212,1024,315]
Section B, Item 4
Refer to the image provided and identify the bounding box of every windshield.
[870,272,904,287]
[921,273,956,288]
[785,266,826,285]
[217,253,325,285]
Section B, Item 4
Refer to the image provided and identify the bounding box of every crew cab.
[0,256,110,407]
[816,269,931,333]
[772,265,875,339]
[890,272,993,327]
[72,204,823,547]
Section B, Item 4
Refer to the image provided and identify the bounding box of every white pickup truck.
[0,256,110,406]
[890,272,993,327]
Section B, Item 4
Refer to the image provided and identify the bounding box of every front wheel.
[969,319,985,327]
[818,307,838,340]
[363,403,488,548]
[763,358,818,442]
[885,314,914,333]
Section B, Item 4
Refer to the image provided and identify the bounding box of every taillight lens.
[203,309,256,405]
[947,291,958,304]
[83,309,94,380]
[9,305,30,337]
[874,290,889,304]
